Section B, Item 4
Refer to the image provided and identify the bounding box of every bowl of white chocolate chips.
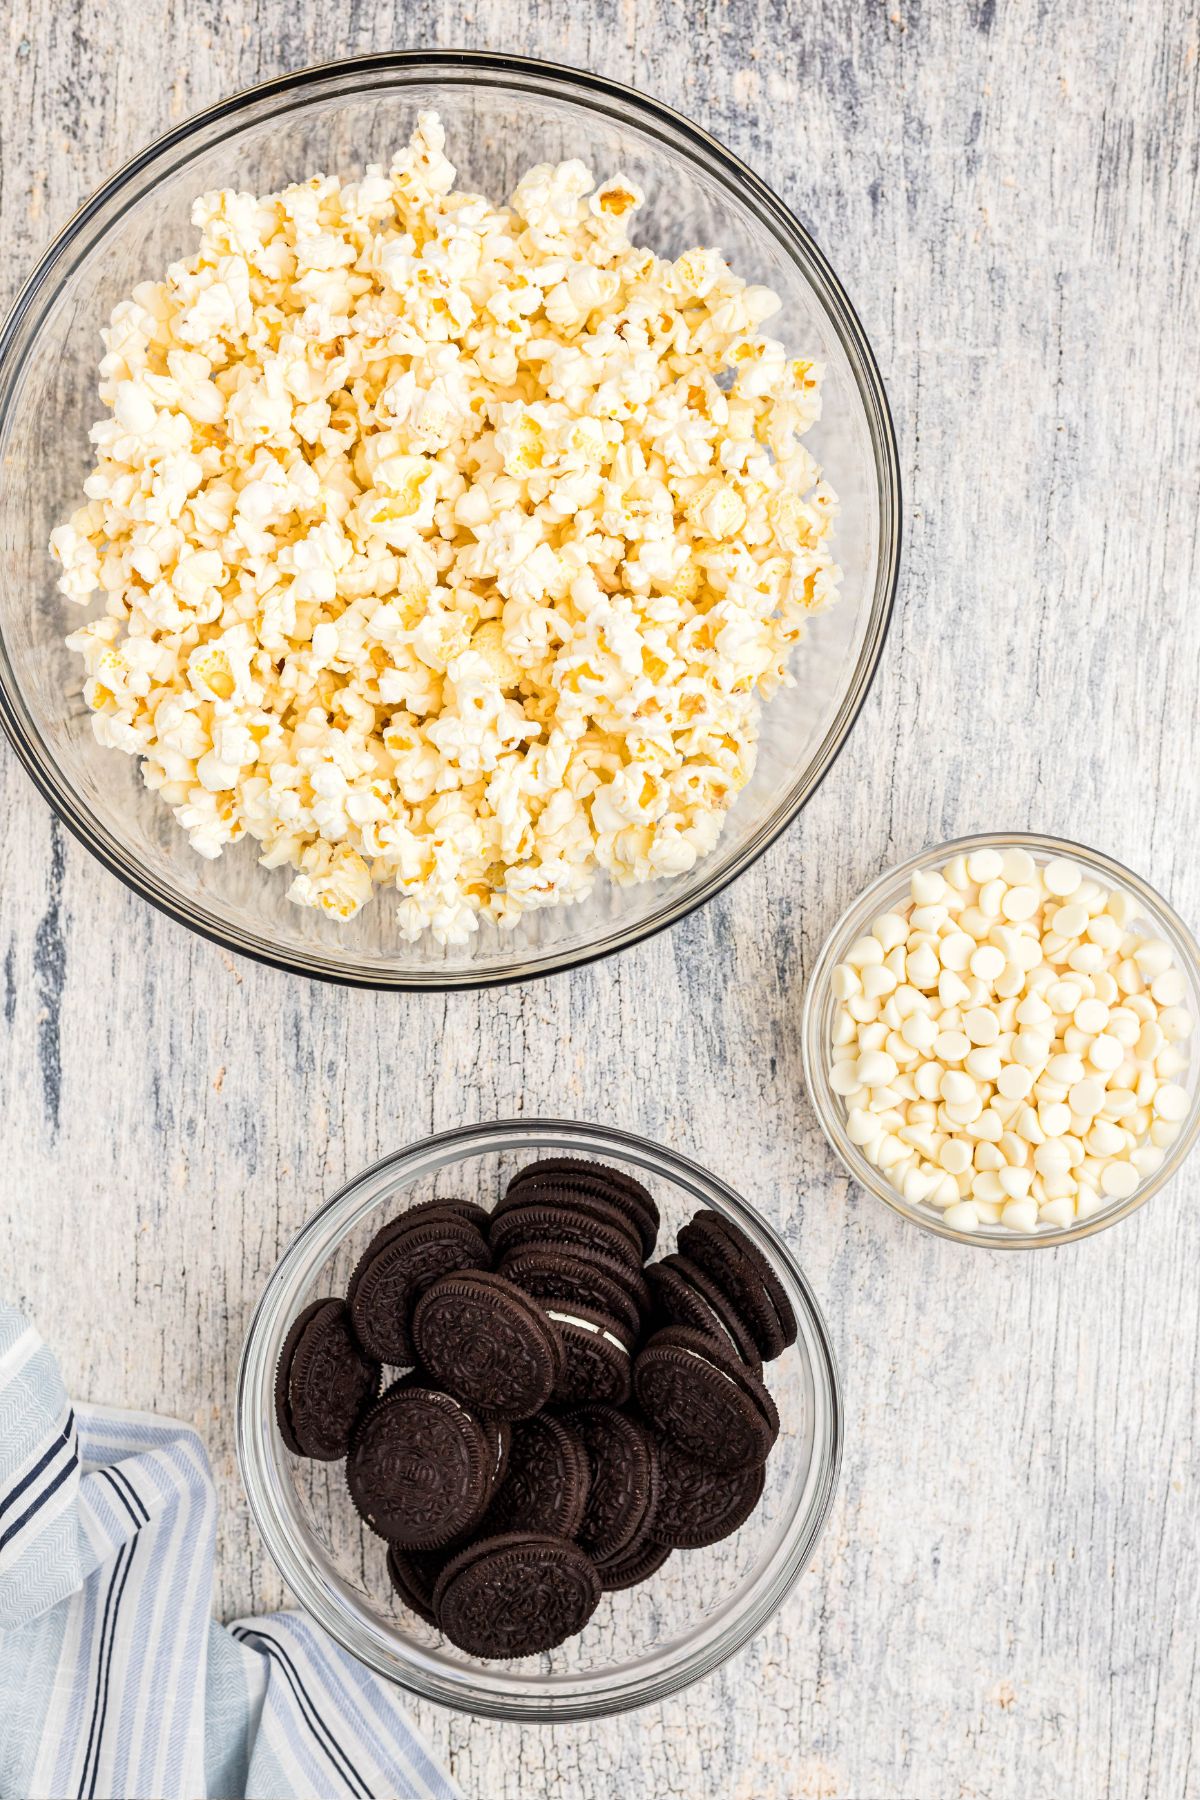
[802,834,1200,1245]
[0,54,899,987]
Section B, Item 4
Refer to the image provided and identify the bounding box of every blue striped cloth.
[0,1304,460,1800]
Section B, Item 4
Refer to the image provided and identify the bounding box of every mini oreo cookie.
[645,1253,763,1377]
[274,1298,379,1460]
[651,1434,766,1548]
[433,1532,602,1658]
[481,1414,590,1539]
[412,1271,563,1420]
[546,1304,633,1407]
[348,1213,491,1365]
[676,1212,796,1360]
[500,1246,645,1341]
[347,1386,492,1548]
[386,1544,445,1626]
[488,1201,643,1276]
[506,1159,659,1258]
[563,1404,659,1563]
[634,1326,779,1472]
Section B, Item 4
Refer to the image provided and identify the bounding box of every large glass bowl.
[801,833,1200,1248]
[236,1119,843,1719]
[0,51,900,989]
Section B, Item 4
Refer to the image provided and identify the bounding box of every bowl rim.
[235,1115,844,1719]
[800,830,1200,1248]
[0,48,902,991]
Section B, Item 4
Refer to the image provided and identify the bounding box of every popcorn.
[52,113,842,944]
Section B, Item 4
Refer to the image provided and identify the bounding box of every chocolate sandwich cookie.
[347,1386,492,1548]
[378,1367,507,1460]
[592,1536,672,1593]
[367,1389,506,1528]
[676,1212,796,1361]
[427,1200,493,1236]
[386,1544,446,1627]
[499,1245,646,1342]
[634,1326,779,1472]
[644,1253,763,1377]
[563,1404,660,1564]
[488,1201,644,1276]
[352,1201,491,1277]
[505,1159,660,1258]
[481,1413,590,1539]
[348,1212,491,1365]
[275,1300,329,1455]
[651,1434,766,1548]
[411,1271,563,1420]
[591,1437,661,1589]
[546,1304,634,1407]
[274,1298,379,1460]
[491,1183,644,1258]
[433,1532,602,1659]
[393,1197,493,1235]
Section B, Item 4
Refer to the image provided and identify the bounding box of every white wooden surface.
[3,3,1199,1797]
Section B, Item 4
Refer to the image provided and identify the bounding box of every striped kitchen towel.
[0,1303,460,1800]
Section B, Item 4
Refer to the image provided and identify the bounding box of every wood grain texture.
[2,2,1198,1796]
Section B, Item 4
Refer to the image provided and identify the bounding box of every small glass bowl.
[0,50,900,989]
[236,1118,842,1719]
[800,832,1200,1248]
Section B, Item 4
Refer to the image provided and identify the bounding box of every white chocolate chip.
[1150,968,1186,1008]
[911,868,948,906]
[1074,998,1109,1034]
[856,1050,898,1087]
[1044,858,1082,897]
[1153,1082,1189,1122]
[1002,884,1040,922]
[846,936,885,968]
[966,848,1003,883]
[861,965,899,1000]
[1101,1161,1139,1199]
[1088,1034,1124,1073]
[1001,847,1038,886]
[873,913,910,951]
[1133,938,1173,979]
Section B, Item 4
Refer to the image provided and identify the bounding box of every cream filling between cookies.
[678,1345,753,1398]
[546,1311,630,1357]
[693,1298,743,1364]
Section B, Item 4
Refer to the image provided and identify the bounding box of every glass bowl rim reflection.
[800,831,1200,1249]
[0,48,901,991]
[235,1117,843,1720]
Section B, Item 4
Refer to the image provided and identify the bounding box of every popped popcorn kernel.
[52,113,842,945]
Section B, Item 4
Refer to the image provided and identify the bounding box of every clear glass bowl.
[801,832,1200,1248]
[0,51,900,989]
[236,1118,842,1719]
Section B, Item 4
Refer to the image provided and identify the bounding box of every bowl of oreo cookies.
[237,1119,842,1718]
